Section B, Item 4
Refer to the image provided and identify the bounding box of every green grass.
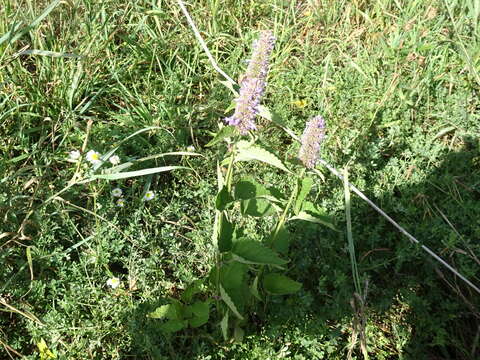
[1,0,480,358]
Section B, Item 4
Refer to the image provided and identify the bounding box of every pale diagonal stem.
[176,0,236,86]
[314,160,480,296]
[177,0,480,296]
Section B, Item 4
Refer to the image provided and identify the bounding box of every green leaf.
[269,225,291,254]
[240,198,274,217]
[234,178,276,217]
[91,166,189,180]
[235,141,291,173]
[294,177,314,215]
[232,239,287,266]
[219,261,248,290]
[190,301,210,317]
[187,301,210,328]
[220,285,244,320]
[218,214,233,252]
[180,280,203,303]
[148,303,182,320]
[263,273,302,295]
[206,125,236,147]
[216,186,234,211]
[220,310,229,340]
[234,178,268,200]
[159,319,187,333]
[290,211,337,230]
[289,201,337,231]
[189,314,209,328]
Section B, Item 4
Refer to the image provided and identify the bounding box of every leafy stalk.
[270,168,305,247]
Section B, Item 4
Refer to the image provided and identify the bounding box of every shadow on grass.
[125,136,480,359]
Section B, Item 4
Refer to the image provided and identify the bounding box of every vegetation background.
[1,0,479,358]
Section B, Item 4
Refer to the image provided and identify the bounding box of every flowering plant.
[150,30,332,340]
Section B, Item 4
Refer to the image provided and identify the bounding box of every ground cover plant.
[1,0,480,359]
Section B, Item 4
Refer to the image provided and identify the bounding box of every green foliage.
[263,273,302,295]
[233,141,291,173]
[2,0,480,358]
[232,239,287,266]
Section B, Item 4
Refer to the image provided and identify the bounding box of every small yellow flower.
[291,99,308,108]
[106,277,121,289]
[86,150,101,164]
[143,190,155,201]
[37,338,56,359]
[116,198,126,207]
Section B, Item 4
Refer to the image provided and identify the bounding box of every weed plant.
[1,0,480,359]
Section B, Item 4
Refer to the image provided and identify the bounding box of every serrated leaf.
[219,261,248,289]
[269,225,291,254]
[290,201,337,230]
[263,273,302,295]
[290,211,337,230]
[187,301,210,328]
[234,178,275,217]
[92,166,189,180]
[218,214,233,252]
[232,239,287,266]
[294,177,314,215]
[216,186,234,210]
[240,198,274,217]
[190,301,210,317]
[159,319,187,332]
[235,143,291,173]
[220,285,244,320]
[234,178,268,200]
[206,125,236,147]
[148,303,181,320]
[221,310,229,340]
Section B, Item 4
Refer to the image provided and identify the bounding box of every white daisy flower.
[143,190,155,201]
[106,277,121,289]
[186,145,195,152]
[68,150,81,161]
[109,155,120,165]
[111,188,123,197]
[116,198,126,207]
[86,150,101,164]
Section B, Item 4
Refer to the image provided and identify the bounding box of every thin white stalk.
[314,160,480,296]
[177,0,480,296]
[176,0,236,86]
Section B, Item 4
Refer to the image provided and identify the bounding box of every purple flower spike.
[298,115,326,169]
[225,30,275,135]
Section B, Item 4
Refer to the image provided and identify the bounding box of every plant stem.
[270,168,305,247]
